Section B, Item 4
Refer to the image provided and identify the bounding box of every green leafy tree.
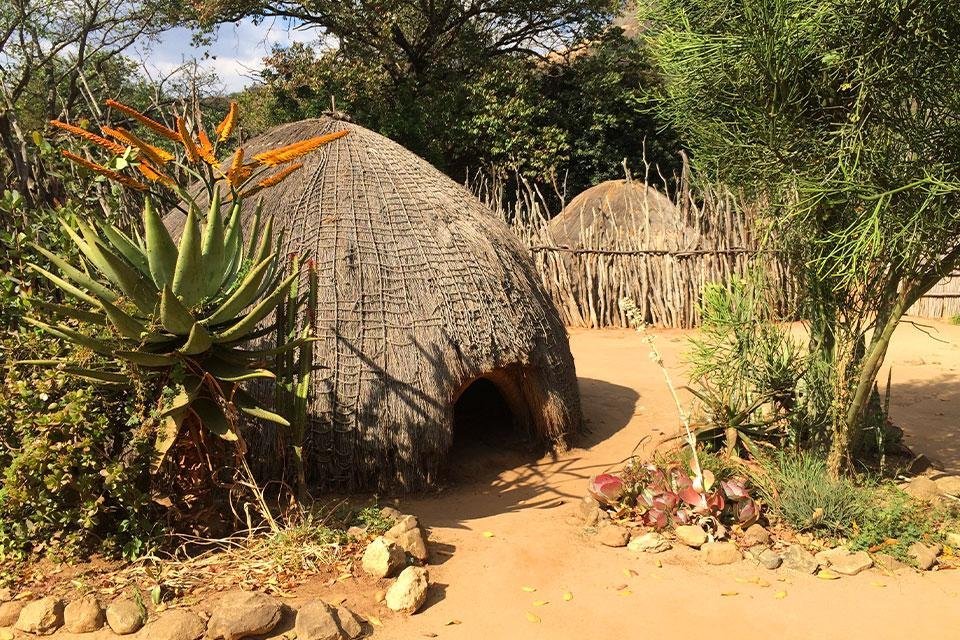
[643,0,960,474]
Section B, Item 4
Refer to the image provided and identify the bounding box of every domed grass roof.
[167,118,581,491]
[548,179,681,249]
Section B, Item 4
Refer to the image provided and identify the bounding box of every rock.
[873,553,908,572]
[15,597,63,635]
[757,548,782,570]
[294,601,339,640]
[0,601,25,627]
[64,595,104,633]
[742,524,771,547]
[387,528,429,562]
[702,541,742,565]
[346,526,368,539]
[934,475,960,497]
[674,525,708,548]
[906,454,934,475]
[902,476,942,502]
[141,609,205,640]
[385,515,419,537]
[577,497,601,526]
[385,566,429,614]
[944,532,960,548]
[596,525,630,547]
[380,506,403,521]
[333,606,363,639]
[817,548,872,576]
[106,599,144,635]
[205,590,282,640]
[0,589,12,603]
[361,536,406,578]
[628,531,671,553]
[0,629,12,640]
[909,542,939,570]
[783,545,819,574]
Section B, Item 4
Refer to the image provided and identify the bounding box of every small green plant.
[754,453,868,536]
[949,314,960,326]
[849,488,932,563]
[352,505,396,536]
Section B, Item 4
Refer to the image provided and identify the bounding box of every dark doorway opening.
[443,376,531,481]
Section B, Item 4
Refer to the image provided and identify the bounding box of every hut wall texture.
[167,118,581,490]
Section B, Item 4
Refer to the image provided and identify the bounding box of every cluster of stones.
[0,588,367,640]
[577,485,959,576]
[358,507,431,615]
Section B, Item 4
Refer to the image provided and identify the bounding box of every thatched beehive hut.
[167,118,581,491]
[548,179,682,249]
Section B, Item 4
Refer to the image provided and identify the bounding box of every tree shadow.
[573,377,640,449]
[887,373,960,473]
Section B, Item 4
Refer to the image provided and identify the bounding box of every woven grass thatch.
[548,179,683,249]
[166,118,581,491]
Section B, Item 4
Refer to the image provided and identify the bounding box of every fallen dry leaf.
[368,616,383,627]
[532,600,548,607]
[618,589,633,596]
[774,591,787,599]
[521,586,537,592]
[562,592,573,601]
[720,591,739,596]
[482,531,495,538]
[445,620,462,626]
[526,612,541,623]
[817,569,840,580]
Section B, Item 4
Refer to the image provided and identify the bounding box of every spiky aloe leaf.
[158,384,195,418]
[234,389,290,427]
[144,196,178,288]
[153,414,182,472]
[250,215,274,266]
[61,367,129,384]
[220,202,243,289]
[171,205,203,307]
[200,186,226,300]
[99,222,150,277]
[22,317,115,355]
[116,351,179,366]
[203,254,275,325]
[31,300,105,325]
[30,247,118,303]
[160,285,197,335]
[191,397,238,441]
[66,218,158,315]
[28,263,101,309]
[222,336,318,362]
[213,270,298,343]
[179,322,213,355]
[204,355,276,382]
[99,298,148,339]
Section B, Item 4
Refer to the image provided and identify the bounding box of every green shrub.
[848,488,932,563]
[0,357,159,563]
[352,505,396,536]
[754,453,868,536]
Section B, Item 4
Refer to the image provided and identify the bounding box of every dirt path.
[377,319,960,640]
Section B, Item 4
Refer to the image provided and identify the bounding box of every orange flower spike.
[238,162,303,200]
[136,161,175,186]
[252,130,348,166]
[61,150,148,190]
[215,101,238,141]
[48,120,127,156]
[102,126,174,165]
[196,129,218,166]
[176,117,201,164]
[104,99,180,142]
[226,148,252,187]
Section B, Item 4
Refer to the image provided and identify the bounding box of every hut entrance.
[444,368,535,480]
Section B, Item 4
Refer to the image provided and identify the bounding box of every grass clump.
[754,453,868,536]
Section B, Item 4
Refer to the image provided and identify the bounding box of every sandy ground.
[374,318,960,640]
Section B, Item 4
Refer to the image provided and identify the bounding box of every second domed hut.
[548,179,683,249]
[167,118,582,491]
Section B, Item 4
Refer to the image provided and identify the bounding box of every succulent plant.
[588,473,625,505]
[23,190,305,465]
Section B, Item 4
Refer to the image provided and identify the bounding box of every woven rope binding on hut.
[166,117,582,491]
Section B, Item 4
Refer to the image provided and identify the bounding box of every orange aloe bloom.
[104,99,180,142]
[102,126,174,165]
[61,150,148,190]
[176,117,201,164]
[226,148,253,187]
[136,161,174,186]
[48,120,127,156]
[252,130,347,166]
[216,101,238,141]
[196,129,218,166]
[239,162,304,199]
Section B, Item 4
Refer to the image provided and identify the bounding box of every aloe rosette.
[24,189,302,465]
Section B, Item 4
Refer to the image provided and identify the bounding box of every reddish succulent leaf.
[721,478,750,501]
[589,474,624,505]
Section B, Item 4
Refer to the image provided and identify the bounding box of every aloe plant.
[23,190,304,467]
